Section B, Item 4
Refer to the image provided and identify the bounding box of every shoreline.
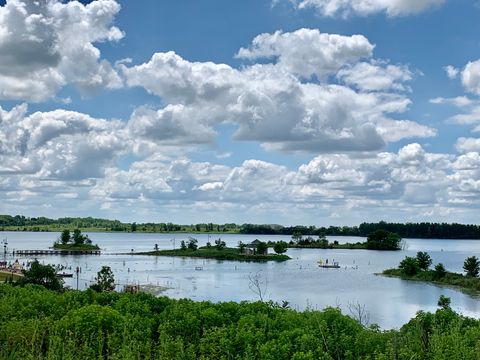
[378,268,480,297]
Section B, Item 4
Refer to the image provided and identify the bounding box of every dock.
[15,249,101,256]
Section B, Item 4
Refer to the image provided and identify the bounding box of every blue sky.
[1,0,480,225]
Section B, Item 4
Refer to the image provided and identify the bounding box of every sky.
[1,0,480,226]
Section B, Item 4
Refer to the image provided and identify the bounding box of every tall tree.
[72,229,85,245]
[91,266,115,292]
[416,252,432,271]
[20,260,63,291]
[463,256,480,277]
[60,229,71,245]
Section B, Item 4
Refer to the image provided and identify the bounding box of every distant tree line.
[2,215,480,239]
[240,221,480,239]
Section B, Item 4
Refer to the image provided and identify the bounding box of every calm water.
[2,231,480,329]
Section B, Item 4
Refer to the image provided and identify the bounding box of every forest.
[2,214,480,239]
[1,283,480,359]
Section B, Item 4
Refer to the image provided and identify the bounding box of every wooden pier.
[15,249,101,256]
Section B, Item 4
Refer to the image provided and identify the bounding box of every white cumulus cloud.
[122,29,435,153]
[0,0,123,102]
[285,0,444,17]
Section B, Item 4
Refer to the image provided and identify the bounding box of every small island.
[52,229,100,252]
[136,238,290,262]
[270,230,402,251]
[381,252,480,295]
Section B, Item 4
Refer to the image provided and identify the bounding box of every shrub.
[399,256,420,276]
[433,263,447,279]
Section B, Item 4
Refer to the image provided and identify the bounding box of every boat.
[318,264,340,269]
[317,259,340,268]
[57,272,74,278]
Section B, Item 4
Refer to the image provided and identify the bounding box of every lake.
[2,231,480,329]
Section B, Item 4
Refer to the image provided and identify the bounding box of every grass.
[136,246,290,262]
[52,243,100,251]
[381,268,480,295]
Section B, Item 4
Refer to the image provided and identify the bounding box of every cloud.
[430,95,480,131]
[0,0,123,102]
[236,29,374,78]
[91,156,231,201]
[122,29,435,153]
[462,60,480,95]
[87,143,468,214]
[444,65,459,80]
[0,104,126,179]
[284,0,444,17]
[456,137,480,153]
[430,96,473,107]
[337,61,413,92]
[374,118,437,142]
[2,124,480,223]
[127,105,217,146]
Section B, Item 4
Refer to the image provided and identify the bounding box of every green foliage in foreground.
[382,268,480,294]
[1,285,480,359]
[137,247,290,262]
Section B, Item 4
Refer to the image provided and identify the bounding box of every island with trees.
[381,252,480,294]
[136,237,290,262]
[270,230,402,251]
[52,229,100,252]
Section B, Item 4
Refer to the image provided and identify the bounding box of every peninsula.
[135,238,290,262]
[381,252,480,295]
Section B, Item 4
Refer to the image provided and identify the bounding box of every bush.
[437,295,451,309]
[273,241,288,254]
[399,256,420,276]
[433,263,447,279]
[187,237,198,251]
[1,284,480,359]
[215,238,226,250]
[256,241,268,254]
